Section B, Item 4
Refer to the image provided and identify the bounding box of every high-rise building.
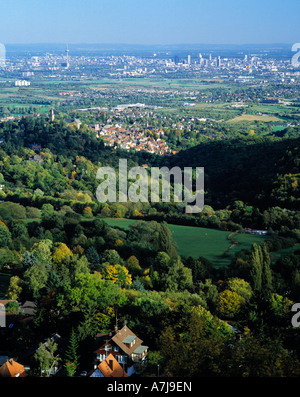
[187,55,191,65]
[199,53,203,65]
[61,44,70,68]
[65,44,69,67]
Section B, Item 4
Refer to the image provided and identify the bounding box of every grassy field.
[103,218,267,267]
[269,243,300,263]
[228,114,282,123]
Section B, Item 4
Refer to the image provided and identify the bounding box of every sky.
[0,0,299,45]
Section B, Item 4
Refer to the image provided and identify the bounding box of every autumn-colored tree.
[7,275,23,300]
[52,243,73,264]
[114,238,124,247]
[216,289,245,318]
[226,278,252,300]
[83,206,93,218]
[0,220,8,229]
[105,264,132,287]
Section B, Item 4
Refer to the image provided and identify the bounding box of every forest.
[0,116,300,377]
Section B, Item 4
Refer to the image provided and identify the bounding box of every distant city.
[0,43,299,83]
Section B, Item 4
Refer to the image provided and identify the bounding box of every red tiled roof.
[0,359,27,377]
[98,354,128,377]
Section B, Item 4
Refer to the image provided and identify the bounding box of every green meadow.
[103,218,267,267]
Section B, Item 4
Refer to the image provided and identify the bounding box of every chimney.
[108,359,114,371]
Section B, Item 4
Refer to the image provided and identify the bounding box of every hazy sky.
[0,0,299,45]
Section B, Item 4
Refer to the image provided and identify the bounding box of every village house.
[89,353,128,378]
[99,124,170,155]
[64,118,82,129]
[0,358,27,377]
[93,324,148,377]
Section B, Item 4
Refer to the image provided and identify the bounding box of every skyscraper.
[61,44,70,68]
[65,44,70,68]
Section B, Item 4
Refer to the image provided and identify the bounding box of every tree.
[216,289,245,319]
[24,261,48,298]
[261,243,272,298]
[0,224,12,248]
[52,243,73,265]
[83,206,93,218]
[32,239,53,263]
[161,258,193,292]
[57,273,127,335]
[227,278,252,301]
[223,331,300,377]
[7,276,23,300]
[250,243,263,292]
[126,255,142,275]
[158,221,176,257]
[5,301,20,314]
[198,279,218,309]
[102,249,122,266]
[34,338,61,377]
[159,312,228,377]
[85,246,100,268]
[64,328,80,376]
[105,264,132,287]
[0,248,14,270]
[250,243,272,297]
[41,203,54,219]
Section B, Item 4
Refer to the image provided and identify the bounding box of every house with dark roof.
[94,325,148,376]
[20,301,37,317]
[64,118,82,129]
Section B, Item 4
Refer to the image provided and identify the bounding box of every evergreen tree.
[250,243,272,295]
[64,328,80,376]
[158,221,177,258]
[261,243,272,298]
[250,243,263,293]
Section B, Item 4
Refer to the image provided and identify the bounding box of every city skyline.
[0,0,299,45]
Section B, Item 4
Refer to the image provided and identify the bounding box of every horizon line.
[2,42,294,46]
